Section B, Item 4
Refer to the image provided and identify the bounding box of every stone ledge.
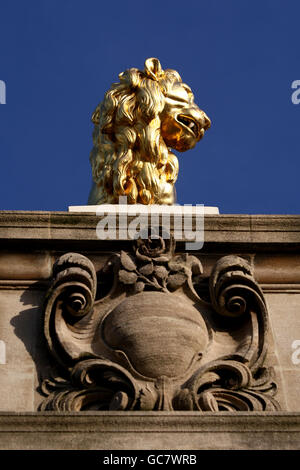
[0,412,300,450]
[0,212,300,249]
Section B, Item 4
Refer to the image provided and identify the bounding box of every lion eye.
[166,95,189,104]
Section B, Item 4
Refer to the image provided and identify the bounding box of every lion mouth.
[177,114,201,139]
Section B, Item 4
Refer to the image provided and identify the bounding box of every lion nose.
[188,106,211,132]
[200,111,211,130]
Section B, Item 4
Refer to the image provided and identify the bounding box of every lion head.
[88,58,211,205]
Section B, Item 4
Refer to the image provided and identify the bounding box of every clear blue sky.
[0,0,299,214]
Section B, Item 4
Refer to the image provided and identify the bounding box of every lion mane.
[88,58,208,205]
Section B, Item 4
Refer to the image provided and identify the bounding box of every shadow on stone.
[10,284,60,407]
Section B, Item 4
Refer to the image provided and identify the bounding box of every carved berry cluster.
[118,236,202,294]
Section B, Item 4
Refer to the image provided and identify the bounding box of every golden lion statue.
[88,58,211,205]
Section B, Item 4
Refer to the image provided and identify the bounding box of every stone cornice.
[0,211,300,250]
[1,411,300,431]
[0,412,299,449]
[0,212,299,287]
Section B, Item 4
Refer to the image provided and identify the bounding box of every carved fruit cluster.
[117,236,202,294]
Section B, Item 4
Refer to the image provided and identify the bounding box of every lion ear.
[144,58,163,80]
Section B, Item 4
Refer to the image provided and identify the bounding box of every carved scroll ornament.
[40,238,280,412]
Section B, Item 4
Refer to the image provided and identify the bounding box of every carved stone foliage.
[40,237,280,412]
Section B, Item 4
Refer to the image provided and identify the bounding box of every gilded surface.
[88,58,210,205]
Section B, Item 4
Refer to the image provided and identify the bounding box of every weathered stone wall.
[0,212,299,448]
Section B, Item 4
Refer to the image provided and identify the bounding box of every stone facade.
[0,211,300,448]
